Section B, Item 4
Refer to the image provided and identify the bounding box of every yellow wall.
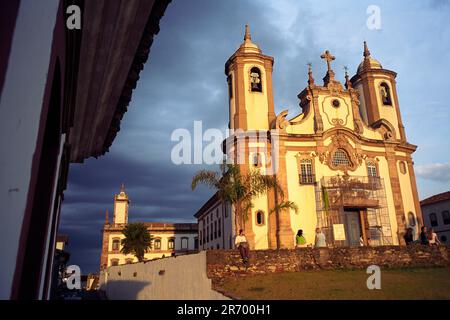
[114,201,127,224]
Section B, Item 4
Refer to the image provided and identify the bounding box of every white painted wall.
[0,0,60,299]
[100,251,228,300]
[198,201,233,250]
[422,201,450,244]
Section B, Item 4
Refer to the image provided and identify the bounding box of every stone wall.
[206,246,450,283]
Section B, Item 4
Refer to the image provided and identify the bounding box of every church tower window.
[227,74,233,98]
[408,212,416,227]
[331,149,351,167]
[250,67,262,92]
[252,153,262,167]
[380,82,392,106]
[112,238,120,252]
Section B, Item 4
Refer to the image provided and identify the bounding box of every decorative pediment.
[314,131,366,174]
[273,109,289,131]
[371,119,396,141]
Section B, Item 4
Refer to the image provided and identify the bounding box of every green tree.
[191,163,298,246]
[120,222,152,262]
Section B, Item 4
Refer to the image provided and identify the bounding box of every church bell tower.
[225,25,276,131]
[113,183,129,225]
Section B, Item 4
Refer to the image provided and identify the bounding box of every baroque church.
[194,26,422,250]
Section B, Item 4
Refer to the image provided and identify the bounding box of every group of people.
[405,226,441,245]
[296,228,327,248]
[234,225,442,265]
[234,228,327,265]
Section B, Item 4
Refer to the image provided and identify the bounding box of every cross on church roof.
[320,50,335,72]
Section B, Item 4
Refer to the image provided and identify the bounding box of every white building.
[421,191,450,244]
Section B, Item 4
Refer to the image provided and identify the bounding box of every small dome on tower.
[357,41,382,74]
[116,183,128,200]
[237,24,262,54]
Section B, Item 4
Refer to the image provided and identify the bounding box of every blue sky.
[60,0,450,272]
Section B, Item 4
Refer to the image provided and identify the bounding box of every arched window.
[110,259,119,267]
[181,237,189,250]
[429,213,438,227]
[442,211,450,225]
[250,67,262,92]
[380,82,392,105]
[408,212,416,227]
[252,153,262,168]
[168,238,175,250]
[154,238,161,250]
[125,258,133,264]
[299,159,314,184]
[332,149,351,167]
[399,161,407,174]
[227,74,233,98]
[112,238,120,252]
[255,211,265,226]
[367,161,378,177]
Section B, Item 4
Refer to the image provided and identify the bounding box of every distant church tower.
[113,183,129,225]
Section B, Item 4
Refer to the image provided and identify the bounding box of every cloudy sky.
[59,0,450,273]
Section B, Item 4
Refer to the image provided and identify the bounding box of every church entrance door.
[344,210,361,246]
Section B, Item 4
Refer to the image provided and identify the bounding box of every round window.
[332,99,340,108]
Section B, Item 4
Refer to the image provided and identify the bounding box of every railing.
[321,175,383,191]
[320,176,384,209]
[299,174,316,185]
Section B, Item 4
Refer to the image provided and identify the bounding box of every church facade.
[100,186,198,270]
[194,26,422,250]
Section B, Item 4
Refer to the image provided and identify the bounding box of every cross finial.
[344,65,352,89]
[244,24,251,41]
[363,41,371,58]
[307,62,314,86]
[120,183,125,192]
[320,50,335,72]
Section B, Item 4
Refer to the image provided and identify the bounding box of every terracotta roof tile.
[420,191,450,206]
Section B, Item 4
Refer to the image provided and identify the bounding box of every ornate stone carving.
[274,109,289,131]
[318,132,367,174]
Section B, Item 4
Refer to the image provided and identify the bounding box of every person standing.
[314,228,327,248]
[404,227,414,245]
[428,228,441,245]
[235,229,249,264]
[420,226,429,245]
[296,229,307,248]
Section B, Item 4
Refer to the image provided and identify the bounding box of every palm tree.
[191,163,298,246]
[120,222,152,262]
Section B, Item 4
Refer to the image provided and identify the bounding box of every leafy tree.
[192,163,298,246]
[120,222,152,262]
